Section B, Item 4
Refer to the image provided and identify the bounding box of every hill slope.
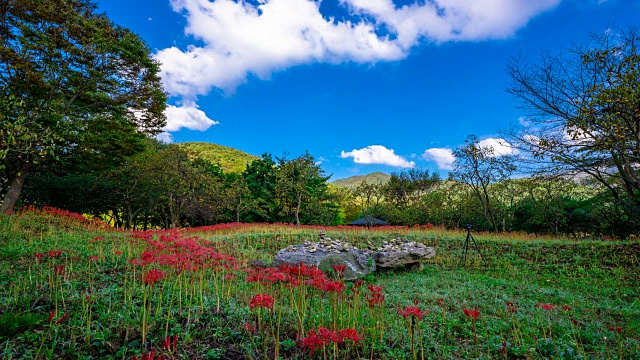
[179,142,258,173]
[331,172,391,188]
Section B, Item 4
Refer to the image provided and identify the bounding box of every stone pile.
[273,232,436,279]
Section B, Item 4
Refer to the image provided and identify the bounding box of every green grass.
[0,212,638,359]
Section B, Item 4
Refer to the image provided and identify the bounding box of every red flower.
[300,330,324,355]
[243,322,256,333]
[318,327,341,343]
[609,326,622,333]
[437,297,445,306]
[399,306,430,320]
[366,292,385,307]
[143,269,165,285]
[48,250,62,258]
[506,301,516,313]
[114,250,123,256]
[338,328,363,343]
[48,310,57,324]
[367,284,382,293]
[249,294,274,310]
[55,312,68,324]
[562,305,571,311]
[322,280,346,293]
[535,303,556,311]
[332,264,347,276]
[133,351,156,360]
[88,255,99,262]
[54,265,65,276]
[463,308,480,319]
[162,335,178,352]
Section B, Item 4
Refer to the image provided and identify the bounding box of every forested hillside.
[179,142,258,173]
[332,172,391,188]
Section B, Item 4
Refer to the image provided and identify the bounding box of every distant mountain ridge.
[179,142,258,173]
[331,172,391,188]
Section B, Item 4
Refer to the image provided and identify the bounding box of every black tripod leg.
[459,233,470,267]
[469,234,488,266]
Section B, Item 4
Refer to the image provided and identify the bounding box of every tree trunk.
[1,164,29,215]
[295,192,302,227]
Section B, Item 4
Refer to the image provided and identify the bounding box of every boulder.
[273,244,375,280]
[373,240,435,268]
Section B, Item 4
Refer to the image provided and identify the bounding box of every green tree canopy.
[0,0,167,213]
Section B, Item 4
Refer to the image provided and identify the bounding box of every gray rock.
[374,243,435,268]
[274,244,375,280]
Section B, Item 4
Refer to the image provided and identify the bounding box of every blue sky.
[96,0,639,180]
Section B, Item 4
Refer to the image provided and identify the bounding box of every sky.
[95,0,640,180]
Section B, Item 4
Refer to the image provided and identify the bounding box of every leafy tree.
[275,152,329,227]
[352,181,385,228]
[222,173,258,223]
[506,27,640,235]
[449,135,517,232]
[243,154,278,222]
[0,0,166,214]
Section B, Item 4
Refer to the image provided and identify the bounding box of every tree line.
[1,1,638,237]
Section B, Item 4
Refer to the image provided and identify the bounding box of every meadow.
[0,207,638,359]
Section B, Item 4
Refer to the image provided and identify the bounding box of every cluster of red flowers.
[300,327,363,355]
[128,231,238,274]
[143,269,165,285]
[399,306,430,320]
[535,303,557,311]
[162,335,179,352]
[20,205,109,229]
[366,284,385,307]
[246,263,349,294]
[249,294,274,310]
[463,308,481,319]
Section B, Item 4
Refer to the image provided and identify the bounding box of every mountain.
[331,172,391,188]
[179,142,258,173]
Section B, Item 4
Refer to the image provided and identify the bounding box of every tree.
[243,154,278,222]
[506,27,640,234]
[0,0,167,214]
[352,181,385,228]
[449,135,516,232]
[275,152,329,227]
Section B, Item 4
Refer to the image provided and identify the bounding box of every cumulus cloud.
[477,138,517,156]
[164,101,219,132]
[422,148,456,170]
[155,0,562,133]
[341,145,415,168]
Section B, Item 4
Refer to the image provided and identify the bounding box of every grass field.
[1,207,638,359]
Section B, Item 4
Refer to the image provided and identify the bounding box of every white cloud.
[477,138,517,156]
[422,148,456,170]
[156,131,174,143]
[518,116,531,127]
[164,101,219,132]
[155,0,561,134]
[341,145,415,168]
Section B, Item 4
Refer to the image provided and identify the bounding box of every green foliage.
[0,0,167,213]
[331,172,391,189]
[178,142,258,174]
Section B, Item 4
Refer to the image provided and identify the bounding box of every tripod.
[459,225,487,267]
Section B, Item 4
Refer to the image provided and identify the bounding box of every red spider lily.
[48,250,62,258]
[366,292,385,307]
[413,298,420,305]
[55,312,68,324]
[162,335,178,352]
[88,255,99,262]
[300,329,324,355]
[562,305,571,311]
[54,265,65,276]
[249,294,274,310]
[437,297,445,306]
[34,253,45,262]
[332,264,347,275]
[367,284,382,293]
[114,250,123,256]
[132,351,156,360]
[243,322,256,333]
[506,301,517,313]
[399,306,430,320]
[224,273,236,281]
[609,326,622,333]
[463,308,481,319]
[322,280,346,293]
[48,310,57,324]
[338,328,363,343]
[318,327,342,343]
[143,269,165,285]
[535,303,556,311]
